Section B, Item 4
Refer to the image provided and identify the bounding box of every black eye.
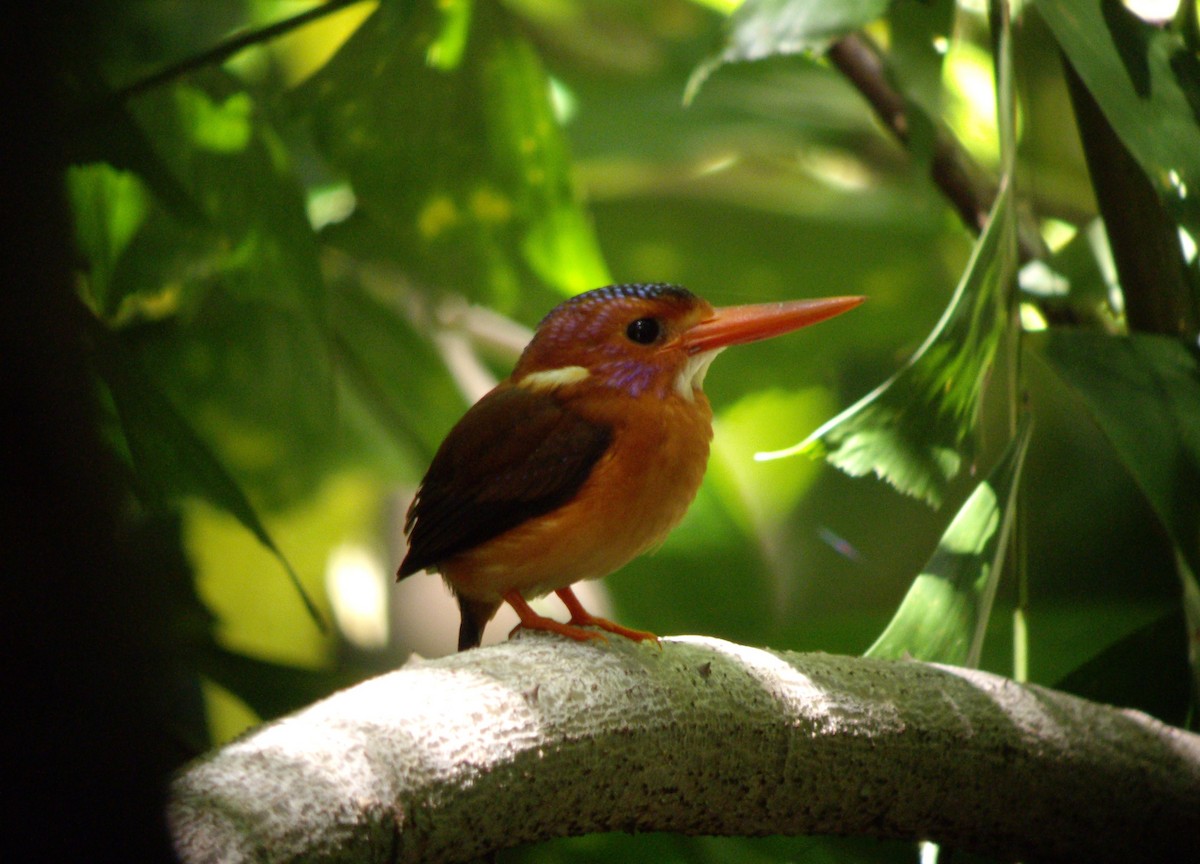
[625,317,661,344]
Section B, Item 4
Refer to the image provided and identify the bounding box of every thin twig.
[117,0,365,101]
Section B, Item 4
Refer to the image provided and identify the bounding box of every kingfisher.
[397,283,863,650]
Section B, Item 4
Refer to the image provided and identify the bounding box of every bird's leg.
[503,590,607,643]
[555,587,660,646]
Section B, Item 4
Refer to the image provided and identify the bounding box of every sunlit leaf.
[173,87,254,153]
[94,331,326,630]
[688,0,891,102]
[261,0,380,86]
[294,0,608,309]
[866,417,1031,665]
[70,79,209,230]
[67,163,151,313]
[760,184,1014,507]
[68,81,228,322]
[1037,330,1200,578]
[1036,0,1200,235]
[426,0,472,70]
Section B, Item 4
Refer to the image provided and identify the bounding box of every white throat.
[673,348,724,400]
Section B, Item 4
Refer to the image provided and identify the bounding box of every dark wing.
[397,384,611,577]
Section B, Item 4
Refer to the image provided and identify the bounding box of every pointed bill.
[681,296,865,355]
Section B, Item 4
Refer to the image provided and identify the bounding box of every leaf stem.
[989,0,1029,685]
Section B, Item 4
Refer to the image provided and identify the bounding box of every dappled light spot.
[326,543,390,650]
[941,41,1000,167]
[305,182,357,230]
[1167,168,1189,201]
[418,195,461,239]
[934,664,1068,745]
[1019,303,1048,332]
[669,636,852,730]
[469,187,513,224]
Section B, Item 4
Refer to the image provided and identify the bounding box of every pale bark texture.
[170,634,1200,863]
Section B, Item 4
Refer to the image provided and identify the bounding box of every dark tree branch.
[827,32,1046,264]
[1063,57,1199,337]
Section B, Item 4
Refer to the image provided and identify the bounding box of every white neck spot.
[517,365,591,392]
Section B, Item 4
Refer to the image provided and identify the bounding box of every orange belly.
[442,390,713,603]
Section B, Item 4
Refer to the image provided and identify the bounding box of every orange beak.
[681,295,865,354]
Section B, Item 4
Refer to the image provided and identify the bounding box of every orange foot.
[502,588,660,647]
[555,587,660,647]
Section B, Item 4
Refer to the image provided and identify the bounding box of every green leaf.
[66,163,151,313]
[75,73,337,486]
[426,0,473,71]
[1055,610,1191,728]
[1035,0,1200,235]
[1037,330,1200,578]
[136,79,328,318]
[688,0,892,102]
[127,287,340,507]
[70,78,210,231]
[866,417,1031,665]
[294,0,608,308]
[94,331,327,630]
[760,183,1015,507]
[1040,328,1200,715]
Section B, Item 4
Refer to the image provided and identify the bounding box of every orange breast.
[442,389,714,603]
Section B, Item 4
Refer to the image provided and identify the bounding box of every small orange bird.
[397,283,863,650]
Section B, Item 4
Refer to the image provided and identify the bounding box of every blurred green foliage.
[64,0,1200,860]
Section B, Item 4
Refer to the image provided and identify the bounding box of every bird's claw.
[508,619,609,644]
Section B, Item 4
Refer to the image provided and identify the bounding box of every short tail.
[457,596,500,651]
